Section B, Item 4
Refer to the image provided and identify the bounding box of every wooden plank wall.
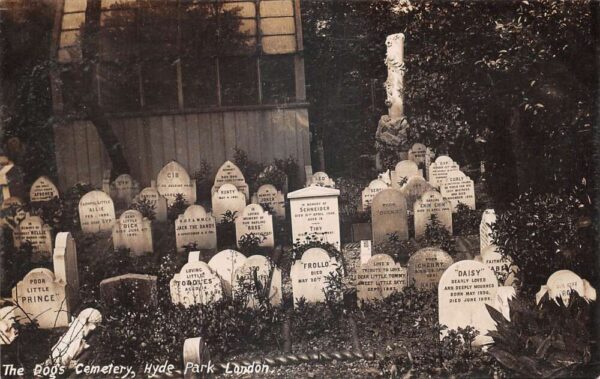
[54,107,311,190]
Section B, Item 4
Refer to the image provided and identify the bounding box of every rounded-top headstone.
[428,156,460,188]
[211,183,247,222]
[408,247,453,290]
[400,176,435,211]
[361,179,389,211]
[78,190,116,233]
[156,161,196,205]
[413,190,452,239]
[478,245,517,286]
[440,170,475,211]
[371,189,408,245]
[290,247,340,306]
[253,184,285,218]
[235,203,274,248]
[171,261,223,307]
[546,270,585,305]
[208,249,247,296]
[392,160,421,188]
[233,255,282,307]
[175,205,217,252]
[356,254,407,303]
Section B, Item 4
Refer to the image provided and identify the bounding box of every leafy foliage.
[237,232,266,256]
[130,197,156,220]
[191,160,213,202]
[166,193,188,222]
[420,214,458,257]
[452,203,482,236]
[372,232,419,265]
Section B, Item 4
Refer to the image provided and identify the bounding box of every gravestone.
[110,174,140,208]
[479,209,496,253]
[408,143,428,165]
[290,248,340,307]
[170,259,223,307]
[361,179,388,211]
[252,184,286,219]
[1,197,25,228]
[438,260,498,345]
[440,170,475,211]
[288,186,341,248]
[53,232,79,311]
[407,247,454,290]
[257,164,289,194]
[0,306,20,344]
[211,183,246,223]
[175,205,217,252]
[235,204,274,248]
[307,171,335,188]
[424,147,434,180]
[428,156,460,188]
[135,185,168,222]
[112,209,153,255]
[356,254,407,303]
[233,255,282,308]
[78,190,116,233]
[536,270,596,305]
[391,160,422,188]
[0,157,25,201]
[207,249,247,296]
[12,268,70,328]
[400,176,435,211]
[156,161,197,206]
[371,189,408,245]
[46,308,102,367]
[99,274,157,311]
[414,190,452,239]
[378,169,392,186]
[477,245,517,286]
[212,161,249,200]
[13,213,53,261]
[360,240,372,264]
[30,176,59,202]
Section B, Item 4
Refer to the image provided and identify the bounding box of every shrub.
[216,211,237,249]
[167,193,188,222]
[372,232,419,265]
[420,214,458,257]
[452,203,482,236]
[191,160,213,202]
[130,197,156,220]
[492,189,595,289]
[233,148,264,189]
[237,232,267,256]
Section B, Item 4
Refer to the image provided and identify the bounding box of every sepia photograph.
[0,0,598,377]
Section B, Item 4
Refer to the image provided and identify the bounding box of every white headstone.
[252,184,285,219]
[414,190,452,239]
[407,143,427,165]
[78,190,116,233]
[361,179,388,211]
[356,254,407,303]
[175,205,217,252]
[424,148,434,180]
[13,213,53,261]
[170,261,223,307]
[46,308,102,367]
[30,176,59,202]
[211,183,246,223]
[110,174,140,207]
[53,232,79,311]
[112,209,153,255]
[360,240,372,265]
[391,160,422,188]
[0,306,21,344]
[428,156,460,188]
[290,248,340,307]
[440,170,475,211]
[135,186,168,222]
[12,268,70,328]
[407,247,453,290]
[307,171,335,188]
[400,176,435,211]
[233,255,282,308]
[479,209,496,253]
[477,245,517,286]
[288,186,341,248]
[235,204,274,248]
[438,260,498,345]
[207,249,247,296]
[212,160,249,199]
[371,189,408,245]
[156,161,197,206]
[537,270,596,305]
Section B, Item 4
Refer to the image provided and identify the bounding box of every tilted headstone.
[207,249,247,296]
[12,268,70,329]
[407,143,427,165]
[428,156,460,188]
[414,190,452,239]
[252,184,285,219]
[175,205,217,252]
[361,179,388,211]
[438,260,498,345]
[307,171,335,188]
[212,160,249,200]
[112,209,153,255]
[135,185,168,222]
[211,183,246,223]
[110,174,140,208]
[360,240,372,265]
[13,213,53,261]
[440,170,475,211]
[479,209,496,253]
[53,232,79,311]
[156,161,197,206]
[233,255,282,308]
[45,308,102,367]
[536,270,596,305]
[476,245,517,286]
[400,176,435,211]
[170,260,223,307]
[235,204,274,248]
[357,254,407,303]
[391,160,422,188]
[0,157,25,200]
[78,190,116,233]
[30,176,59,202]
[99,273,157,311]
[371,189,408,245]
[288,186,341,248]
[0,306,21,344]
[290,248,340,307]
[407,247,453,290]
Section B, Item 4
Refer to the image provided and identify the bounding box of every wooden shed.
[51,0,310,189]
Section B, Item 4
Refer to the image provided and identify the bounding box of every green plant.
[487,292,595,378]
[167,193,188,221]
[421,214,458,257]
[130,197,156,220]
[290,233,342,264]
[373,232,419,265]
[237,232,266,256]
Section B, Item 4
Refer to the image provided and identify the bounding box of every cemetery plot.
[288,186,341,248]
[235,204,274,248]
[78,190,116,233]
[407,247,453,290]
[371,189,408,244]
[175,205,217,252]
[156,161,197,206]
[413,190,452,239]
[290,248,340,307]
[356,254,407,303]
[112,210,153,255]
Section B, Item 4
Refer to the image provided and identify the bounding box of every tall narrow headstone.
[440,170,475,211]
[211,184,246,222]
[110,174,140,208]
[12,268,70,328]
[407,247,453,290]
[479,209,496,253]
[428,156,460,188]
[212,160,249,199]
[112,209,153,255]
[13,213,53,261]
[288,186,341,248]
[53,232,79,311]
[290,248,340,307]
[357,254,407,303]
[252,184,286,219]
[156,161,197,206]
[207,249,247,296]
[233,255,282,308]
[414,190,452,239]
[175,205,217,252]
[78,190,116,233]
[361,179,388,211]
[135,185,168,222]
[30,176,60,202]
[371,189,408,245]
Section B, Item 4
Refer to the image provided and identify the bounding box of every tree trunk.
[82,0,130,178]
